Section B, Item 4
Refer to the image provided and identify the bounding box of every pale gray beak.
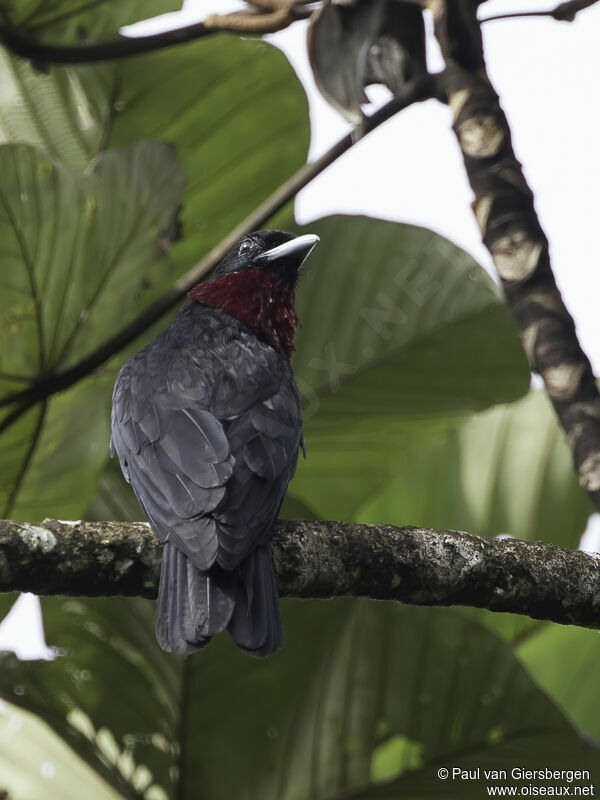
[260,234,320,266]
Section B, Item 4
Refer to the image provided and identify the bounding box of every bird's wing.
[111,339,302,573]
[213,376,302,570]
[111,373,232,571]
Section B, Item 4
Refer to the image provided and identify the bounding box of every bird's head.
[188,230,319,360]
[213,230,319,286]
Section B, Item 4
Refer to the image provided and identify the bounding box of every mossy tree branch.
[1,518,600,631]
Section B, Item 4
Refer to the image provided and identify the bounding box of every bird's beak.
[259,234,320,267]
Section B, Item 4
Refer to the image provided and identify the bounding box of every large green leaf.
[106,36,310,271]
[0,0,181,38]
[0,597,181,798]
[0,33,310,516]
[0,140,185,518]
[0,599,596,799]
[0,141,183,380]
[0,52,111,170]
[0,699,122,800]
[0,377,111,520]
[518,623,600,744]
[0,31,309,520]
[281,215,529,520]
[0,35,310,265]
[292,215,529,422]
[355,391,591,549]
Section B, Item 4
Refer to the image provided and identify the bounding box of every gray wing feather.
[112,382,230,571]
[213,382,302,571]
[112,353,301,574]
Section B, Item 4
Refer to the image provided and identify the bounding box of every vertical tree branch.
[432,0,600,510]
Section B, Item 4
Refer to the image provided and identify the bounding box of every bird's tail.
[227,545,284,658]
[156,543,284,658]
[156,541,235,655]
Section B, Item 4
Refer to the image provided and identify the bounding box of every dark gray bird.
[111,231,318,656]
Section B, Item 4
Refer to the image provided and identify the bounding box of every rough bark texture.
[432,1,600,510]
[1,518,600,630]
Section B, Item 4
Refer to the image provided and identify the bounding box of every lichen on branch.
[1,518,600,631]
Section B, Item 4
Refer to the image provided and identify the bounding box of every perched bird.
[111,231,319,657]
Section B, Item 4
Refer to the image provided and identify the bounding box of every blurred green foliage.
[0,0,181,39]
[0,2,598,798]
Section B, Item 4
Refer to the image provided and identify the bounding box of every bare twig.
[0,22,216,64]
[0,75,439,414]
[432,1,600,511]
[481,0,600,23]
[203,2,311,34]
[204,10,293,34]
[2,517,600,631]
[0,2,312,65]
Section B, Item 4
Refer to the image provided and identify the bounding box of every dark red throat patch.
[188,268,299,360]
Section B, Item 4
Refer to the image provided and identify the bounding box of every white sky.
[2,0,600,655]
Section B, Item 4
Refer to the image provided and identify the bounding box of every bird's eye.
[239,239,253,256]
